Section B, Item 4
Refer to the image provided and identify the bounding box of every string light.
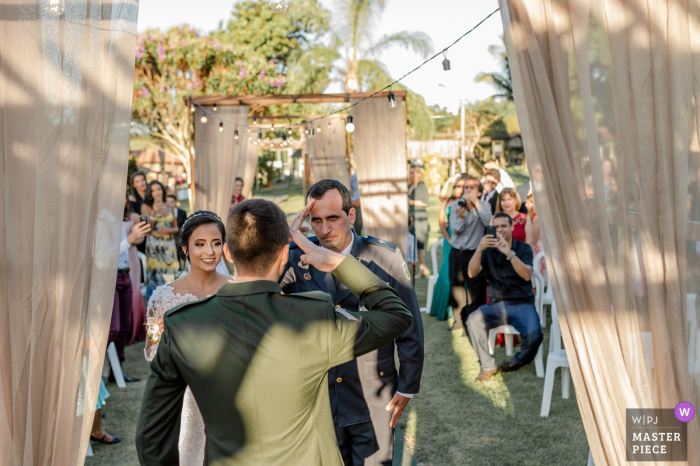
[186,9,499,134]
[200,115,208,124]
[43,0,65,16]
[442,51,451,71]
[234,129,239,140]
[219,122,224,132]
[328,122,332,128]
[282,133,287,146]
[257,132,262,141]
[269,0,289,14]
[317,126,322,133]
[388,91,398,109]
[345,116,355,133]
[213,102,218,112]
[288,129,292,134]
[271,122,275,130]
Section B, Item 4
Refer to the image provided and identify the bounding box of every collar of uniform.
[321,230,355,257]
[215,280,281,297]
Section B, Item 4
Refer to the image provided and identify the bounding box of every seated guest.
[466,213,543,381]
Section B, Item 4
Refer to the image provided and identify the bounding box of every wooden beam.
[190,91,407,107]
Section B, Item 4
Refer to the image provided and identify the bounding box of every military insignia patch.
[303,273,311,280]
[298,260,309,269]
[402,261,411,280]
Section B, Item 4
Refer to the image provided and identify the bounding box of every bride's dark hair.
[177,210,226,262]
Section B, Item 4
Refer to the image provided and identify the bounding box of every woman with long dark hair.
[144,211,231,465]
[129,171,149,254]
[141,180,180,298]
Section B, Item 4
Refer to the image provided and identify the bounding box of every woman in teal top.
[430,176,466,321]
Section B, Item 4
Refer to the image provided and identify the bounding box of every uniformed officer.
[280,180,424,466]
[136,199,413,465]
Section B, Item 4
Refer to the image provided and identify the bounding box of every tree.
[132,0,336,184]
[462,103,500,171]
[333,0,435,139]
[475,40,514,102]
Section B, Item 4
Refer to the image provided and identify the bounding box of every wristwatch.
[507,250,516,261]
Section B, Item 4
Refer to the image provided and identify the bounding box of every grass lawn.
[87,180,589,466]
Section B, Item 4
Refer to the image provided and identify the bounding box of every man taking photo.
[466,212,543,381]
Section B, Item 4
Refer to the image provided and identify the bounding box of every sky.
[136,0,505,113]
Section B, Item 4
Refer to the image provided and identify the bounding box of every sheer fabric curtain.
[306,118,350,188]
[502,0,700,463]
[0,0,138,464]
[193,106,249,220]
[351,97,408,254]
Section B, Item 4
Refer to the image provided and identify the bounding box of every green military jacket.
[135,256,412,465]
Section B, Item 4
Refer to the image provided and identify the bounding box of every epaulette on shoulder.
[165,295,216,318]
[362,235,397,251]
[285,290,331,302]
[290,236,319,249]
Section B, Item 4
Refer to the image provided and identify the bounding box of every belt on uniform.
[118,268,130,273]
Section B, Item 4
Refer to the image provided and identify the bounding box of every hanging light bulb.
[309,128,315,140]
[200,115,208,124]
[442,51,451,71]
[43,0,65,16]
[388,91,398,109]
[317,126,322,133]
[269,0,289,13]
[257,132,263,141]
[305,129,309,134]
[288,128,292,134]
[271,122,275,131]
[234,129,239,140]
[249,136,253,141]
[219,122,224,132]
[247,128,251,133]
[345,116,355,133]
[282,133,287,146]
[190,104,195,113]
[328,121,332,128]
[213,102,218,112]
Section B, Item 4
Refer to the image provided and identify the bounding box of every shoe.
[108,371,141,383]
[90,433,122,445]
[476,368,498,381]
[498,359,523,373]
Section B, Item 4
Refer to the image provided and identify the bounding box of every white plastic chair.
[588,449,594,466]
[534,251,554,309]
[548,300,562,355]
[487,270,545,378]
[86,442,94,457]
[106,342,126,388]
[540,304,571,417]
[421,238,443,313]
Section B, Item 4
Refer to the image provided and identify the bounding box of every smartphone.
[139,215,148,224]
[485,226,497,241]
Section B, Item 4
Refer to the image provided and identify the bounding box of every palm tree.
[475,42,514,101]
[334,0,433,93]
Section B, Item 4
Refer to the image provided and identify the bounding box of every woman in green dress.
[430,176,466,321]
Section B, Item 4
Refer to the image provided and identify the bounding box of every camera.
[457,198,468,208]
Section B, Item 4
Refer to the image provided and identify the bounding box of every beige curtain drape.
[351,97,408,254]
[502,0,700,463]
[306,118,350,188]
[239,132,259,201]
[0,1,138,464]
[194,106,249,220]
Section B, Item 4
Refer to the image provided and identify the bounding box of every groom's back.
[164,280,344,466]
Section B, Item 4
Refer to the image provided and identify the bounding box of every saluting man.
[280,179,424,466]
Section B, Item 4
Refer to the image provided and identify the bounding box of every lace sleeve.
[144,285,171,362]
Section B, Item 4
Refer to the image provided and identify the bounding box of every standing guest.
[281,180,424,466]
[495,187,534,247]
[136,199,412,466]
[228,177,245,214]
[143,211,232,465]
[466,213,543,381]
[123,195,148,345]
[448,176,491,331]
[526,191,547,283]
[90,379,121,445]
[109,200,150,383]
[408,164,430,277]
[483,159,515,192]
[141,180,180,299]
[129,171,149,254]
[430,176,466,321]
[481,168,501,214]
[166,194,187,234]
[350,172,364,236]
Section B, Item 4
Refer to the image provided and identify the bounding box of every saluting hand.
[289,228,344,272]
[289,197,315,234]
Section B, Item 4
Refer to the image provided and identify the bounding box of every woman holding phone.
[141,181,180,299]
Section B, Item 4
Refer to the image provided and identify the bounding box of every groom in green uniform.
[135,199,413,466]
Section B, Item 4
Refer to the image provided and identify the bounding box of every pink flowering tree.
[132,26,289,184]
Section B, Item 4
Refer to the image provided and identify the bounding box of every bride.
[144,210,232,464]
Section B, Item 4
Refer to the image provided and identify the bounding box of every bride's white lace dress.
[144,284,208,465]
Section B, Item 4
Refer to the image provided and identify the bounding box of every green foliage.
[257,150,282,187]
[475,40,513,102]
[429,105,457,134]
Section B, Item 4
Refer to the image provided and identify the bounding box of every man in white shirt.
[109,219,150,382]
[481,168,501,215]
[483,159,515,192]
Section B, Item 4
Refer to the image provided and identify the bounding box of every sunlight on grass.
[450,329,515,412]
[403,406,417,456]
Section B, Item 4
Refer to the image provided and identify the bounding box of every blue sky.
[136,0,504,113]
